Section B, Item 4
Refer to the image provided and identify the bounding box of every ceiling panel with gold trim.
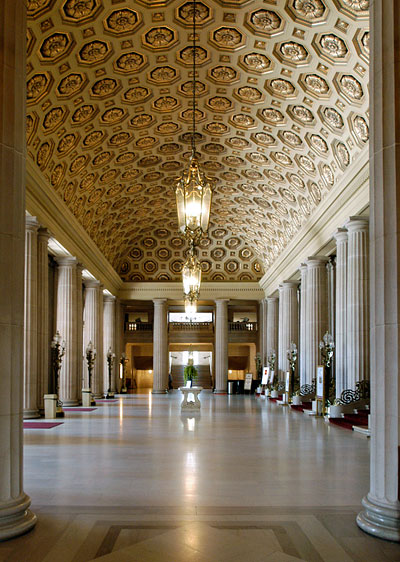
[26,0,369,282]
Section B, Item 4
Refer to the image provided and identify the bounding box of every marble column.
[103,295,116,393]
[334,228,348,397]
[305,257,329,384]
[98,285,104,396]
[152,298,168,393]
[346,216,369,389]
[37,228,50,411]
[357,0,400,540]
[215,299,229,393]
[83,280,102,397]
[266,296,279,362]
[299,264,307,387]
[56,257,79,406]
[0,0,36,538]
[327,258,336,342]
[278,281,299,380]
[259,299,267,366]
[76,264,83,400]
[23,217,40,419]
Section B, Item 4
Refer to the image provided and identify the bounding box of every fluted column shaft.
[103,295,117,392]
[278,282,299,379]
[259,299,267,366]
[266,296,279,361]
[0,0,36,538]
[334,229,348,397]
[56,257,79,406]
[23,217,40,419]
[37,228,50,411]
[327,258,336,342]
[299,264,307,387]
[152,299,168,393]
[83,280,102,396]
[215,299,229,393]
[305,257,329,384]
[357,0,400,540]
[76,265,83,400]
[346,216,369,389]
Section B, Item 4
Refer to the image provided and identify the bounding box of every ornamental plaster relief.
[26,0,369,282]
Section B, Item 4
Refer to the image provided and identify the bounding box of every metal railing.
[229,322,258,332]
[168,322,214,332]
[125,322,153,332]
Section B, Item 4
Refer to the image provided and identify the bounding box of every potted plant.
[184,363,198,387]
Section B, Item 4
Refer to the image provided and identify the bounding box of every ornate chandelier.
[182,249,202,299]
[175,0,215,316]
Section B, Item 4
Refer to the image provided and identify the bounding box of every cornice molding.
[259,152,369,297]
[26,160,122,296]
[119,282,265,302]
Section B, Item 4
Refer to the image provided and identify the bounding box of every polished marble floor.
[1,391,399,561]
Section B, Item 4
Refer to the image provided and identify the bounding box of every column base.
[357,495,400,542]
[62,399,79,407]
[0,494,37,541]
[213,389,227,395]
[152,389,168,394]
[23,409,40,419]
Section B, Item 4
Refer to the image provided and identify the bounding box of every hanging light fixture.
[185,294,198,316]
[175,0,215,246]
[182,248,202,298]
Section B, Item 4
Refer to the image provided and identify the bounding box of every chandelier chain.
[192,0,196,157]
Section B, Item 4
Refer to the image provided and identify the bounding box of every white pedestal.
[271,390,279,398]
[292,395,302,406]
[179,386,202,412]
[312,400,323,415]
[44,394,57,419]
[82,389,94,407]
[328,405,343,418]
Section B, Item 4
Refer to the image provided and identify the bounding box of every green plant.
[184,364,198,384]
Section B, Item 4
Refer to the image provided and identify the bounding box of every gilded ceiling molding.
[260,151,369,297]
[26,159,122,295]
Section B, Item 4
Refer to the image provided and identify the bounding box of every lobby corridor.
[1,392,398,561]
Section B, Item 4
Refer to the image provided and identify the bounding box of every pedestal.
[179,386,202,412]
[44,394,57,419]
[82,389,95,407]
[292,395,302,406]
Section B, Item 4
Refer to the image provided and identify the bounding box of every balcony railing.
[229,322,258,332]
[169,322,214,332]
[125,322,153,332]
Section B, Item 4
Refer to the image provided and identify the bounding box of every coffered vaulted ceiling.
[26,0,369,283]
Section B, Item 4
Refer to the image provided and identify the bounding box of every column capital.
[306,255,330,268]
[345,216,369,233]
[25,216,39,232]
[55,256,78,267]
[267,295,278,302]
[84,279,101,289]
[215,298,229,305]
[299,263,308,273]
[279,280,300,291]
[153,298,167,306]
[333,227,348,243]
[103,294,116,303]
[37,227,51,241]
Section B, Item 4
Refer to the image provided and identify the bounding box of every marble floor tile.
[0,392,398,561]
